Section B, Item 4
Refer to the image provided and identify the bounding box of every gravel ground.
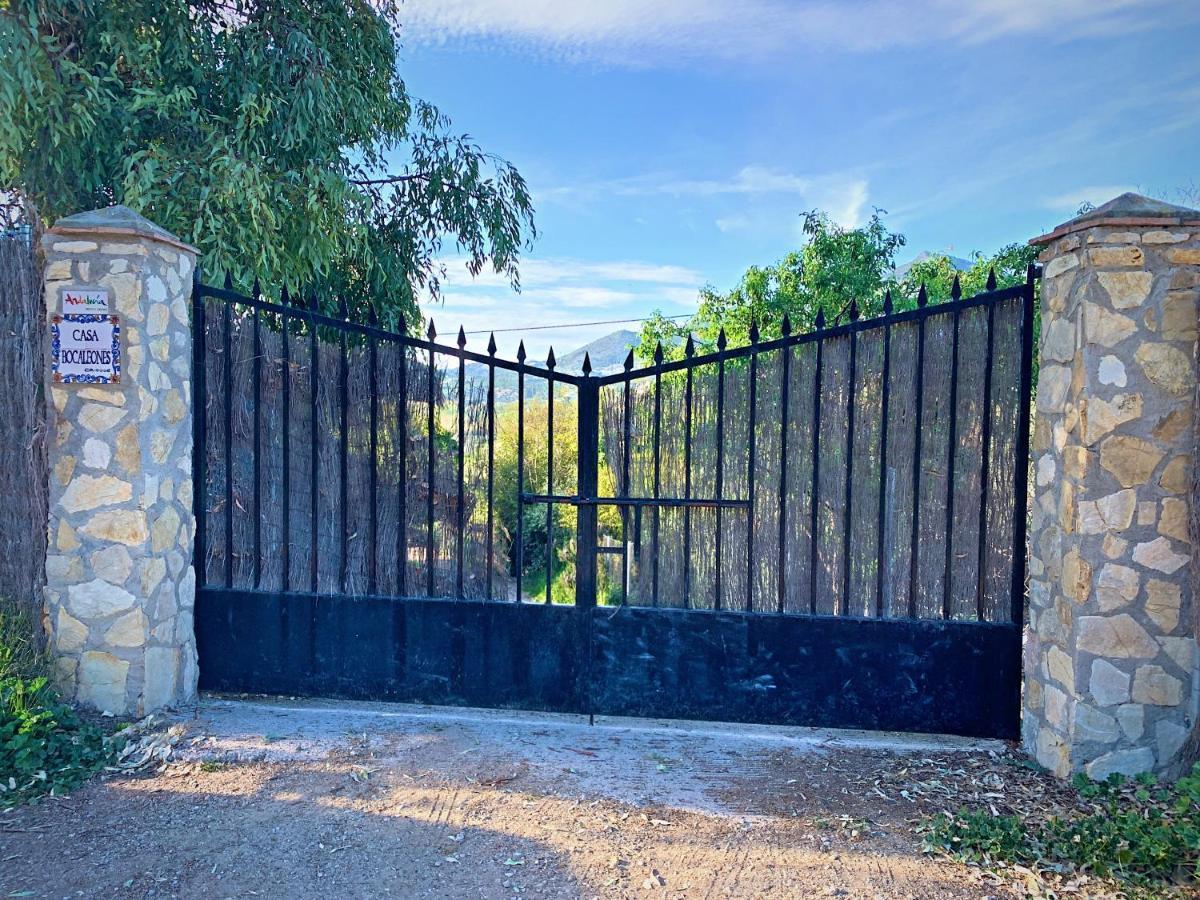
[1,696,1035,899]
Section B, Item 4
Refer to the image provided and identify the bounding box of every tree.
[639,209,1039,362]
[639,209,905,362]
[898,243,1039,302]
[0,0,535,329]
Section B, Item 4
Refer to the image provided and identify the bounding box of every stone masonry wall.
[40,207,198,716]
[1025,200,1200,778]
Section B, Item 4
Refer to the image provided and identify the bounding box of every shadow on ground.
[0,696,1016,898]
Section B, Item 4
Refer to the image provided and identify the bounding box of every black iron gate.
[193,268,1035,739]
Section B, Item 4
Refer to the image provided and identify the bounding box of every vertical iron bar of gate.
[368,306,379,595]
[545,349,556,604]
[1010,266,1037,628]
[651,345,662,607]
[841,304,858,615]
[714,329,728,610]
[575,358,599,609]
[339,298,349,594]
[280,289,291,592]
[745,324,759,612]
[516,342,526,601]
[397,320,408,597]
[456,328,466,599]
[621,351,633,603]
[252,287,261,589]
[191,269,206,591]
[222,277,233,589]
[975,271,999,621]
[682,338,695,609]
[308,291,319,594]
[426,323,437,598]
[487,334,497,600]
[906,287,928,617]
[808,310,825,615]
[776,316,792,613]
[874,292,894,618]
[942,279,963,619]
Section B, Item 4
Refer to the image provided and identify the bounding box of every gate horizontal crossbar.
[522,492,750,509]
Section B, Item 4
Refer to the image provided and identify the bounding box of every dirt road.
[1,697,1022,898]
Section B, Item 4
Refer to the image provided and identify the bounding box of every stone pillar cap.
[48,204,198,255]
[1031,192,1200,246]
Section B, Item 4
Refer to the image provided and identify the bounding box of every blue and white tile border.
[50,313,122,384]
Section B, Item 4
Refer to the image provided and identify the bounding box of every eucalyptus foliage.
[0,0,535,327]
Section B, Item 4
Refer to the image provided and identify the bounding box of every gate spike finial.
[427,318,437,340]
[487,332,497,355]
[367,303,377,326]
[849,298,860,321]
[546,347,556,370]
[883,288,893,314]
[986,267,998,291]
[337,295,349,320]
[308,288,319,311]
[223,271,233,291]
[781,314,792,337]
[517,340,527,363]
[685,334,696,356]
[457,325,467,349]
[951,274,962,301]
[815,308,825,329]
[280,285,291,307]
[396,310,406,334]
[653,341,664,364]
[917,283,928,308]
[717,327,727,350]
[624,349,634,371]
[748,320,760,343]
[582,352,592,376]
[252,277,261,301]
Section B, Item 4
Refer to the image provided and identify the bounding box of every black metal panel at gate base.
[192,268,1036,741]
[196,592,1019,739]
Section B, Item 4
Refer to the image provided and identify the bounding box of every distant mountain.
[555,329,639,376]
[893,251,972,281]
[464,328,640,403]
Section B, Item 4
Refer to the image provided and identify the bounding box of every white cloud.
[542,166,871,233]
[552,165,860,201]
[441,255,704,290]
[1042,184,1141,212]
[427,255,705,358]
[400,0,1191,65]
[715,213,752,233]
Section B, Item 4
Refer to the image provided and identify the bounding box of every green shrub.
[924,764,1200,889]
[0,597,118,808]
[0,675,116,808]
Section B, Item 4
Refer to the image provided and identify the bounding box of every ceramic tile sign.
[60,287,110,314]
[50,314,122,384]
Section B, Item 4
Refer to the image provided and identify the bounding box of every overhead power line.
[461,312,692,335]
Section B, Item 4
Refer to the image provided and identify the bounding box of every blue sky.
[397,0,1200,358]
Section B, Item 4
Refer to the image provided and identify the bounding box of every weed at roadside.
[0,596,122,808]
[923,763,1200,894]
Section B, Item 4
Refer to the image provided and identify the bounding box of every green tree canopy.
[639,210,905,361]
[639,209,1037,362]
[0,0,535,328]
[899,243,1038,304]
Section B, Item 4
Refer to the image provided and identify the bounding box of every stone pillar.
[41,206,199,716]
[1025,193,1200,778]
